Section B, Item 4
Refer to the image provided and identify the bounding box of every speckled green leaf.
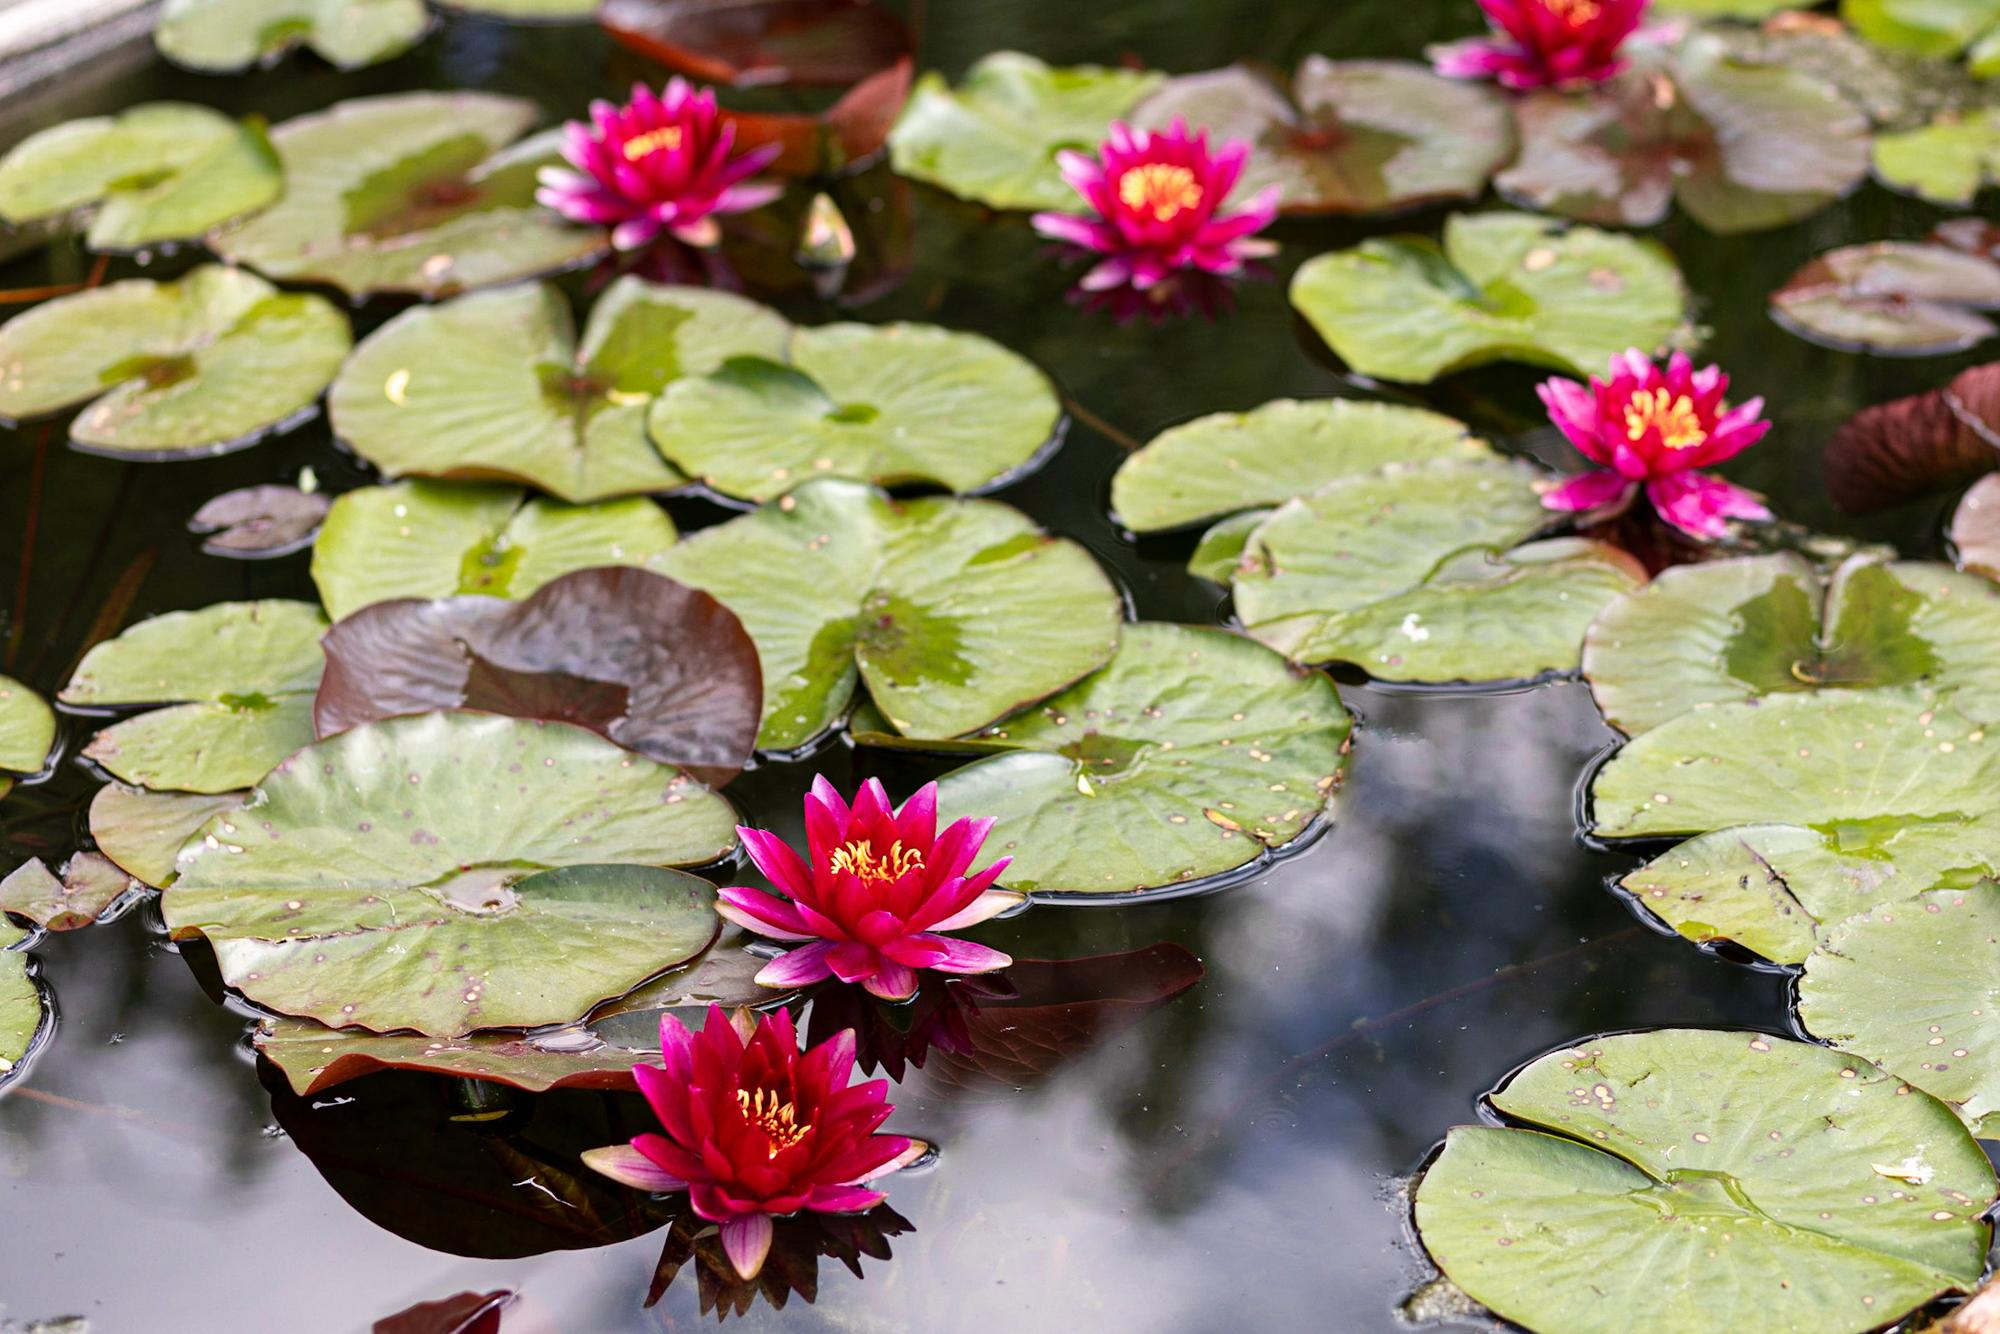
[1290,211,1690,382]
[1771,242,2000,356]
[887,52,1162,211]
[165,712,735,1036]
[310,480,677,621]
[1874,108,2000,206]
[1843,0,2000,58]
[331,280,789,503]
[1415,1029,1998,1334]
[157,0,428,71]
[649,478,1121,752]
[0,265,350,459]
[0,676,54,777]
[90,784,248,888]
[211,93,605,299]
[0,950,44,1084]
[930,623,1349,897]
[649,323,1059,502]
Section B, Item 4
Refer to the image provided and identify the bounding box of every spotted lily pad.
[310,480,677,621]
[1874,108,2000,206]
[649,478,1121,752]
[928,622,1349,897]
[0,853,138,931]
[329,281,790,504]
[1130,59,1510,215]
[1414,1029,1998,1334]
[164,712,735,1036]
[1799,886,1999,1136]
[1771,242,2000,357]
[648,323,1060,502]
[0,104,282,251]
[60,600,327,794]
[156,0,428,71]
[89,784,247,887]
[210,93,606,299]
[887,52,1163,211]
[0,676,55,782]
[1289,211,1691,382]
[0,265,350,459]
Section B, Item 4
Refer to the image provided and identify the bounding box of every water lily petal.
[582,1142,689,1193]
[718,1213,774,1281]
[716,885,817,941]
[1646,471,1771,540]
[861,961,918,1000]
[920,886,1026,932]
[755,940,838,988]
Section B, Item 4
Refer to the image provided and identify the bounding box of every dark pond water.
[0,3,1994,1330]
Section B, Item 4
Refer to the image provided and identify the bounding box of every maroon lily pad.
[314,566,762,787]
[372,1291,515,1334]
[1771,242,2000,356]
[1823,362,2000,512]
[601,0,908,88]
[724,57,913,177]
[0,852,140,930]
[188,484,330,558]
[1952,473,2000,580]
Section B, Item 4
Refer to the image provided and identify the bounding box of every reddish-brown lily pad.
[372,1290,515,1334]
[1771,241,2000,356]
[0,852,140,930]
[314,566,762,788]
[1823,361,2000,512]
[601,0,908,88]
[727,58,913,176]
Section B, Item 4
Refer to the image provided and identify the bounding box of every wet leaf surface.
[1875,107,2000,205]
[0,852,138,930]
[1771,241,2000,357]
[88,783,247,887]
[157,0,429,71]
[0,676,55,778]
[189,484,330,558]
[600,0,909,86]
[1952,473,2000,578]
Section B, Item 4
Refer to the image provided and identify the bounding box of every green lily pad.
[0,265,351,460]
[0,948,45,1084]
[929,622,1350,897]
[0,853,138,931]
[1130,59,1510,215]
[648,323,1060,502]
[1289,211,1690,383]
[0,104,282,251]
[1415,1029,1998,1334]
[1874,108,2000,206]
[157,0,428,71]
[60,600,327,794]
[0,676,54,777]
[1109,398,1491,534]
[89,784,248,887]
[1798,886,1999,1136]
[310,480,677,621]
[164,712,735,1036]
[329,280,790,504]
[1843,0,2000,60]
[1771,242,2000,356]
[1585,556,2000,736]
[210,93,606,299]
[887,51,1163,211]
[649,478,1121,752]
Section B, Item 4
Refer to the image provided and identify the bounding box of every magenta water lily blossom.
[1538,350,1772,539]
[718,778,1023,1002]
[581,1006,924,1282]
[1031,120,1279,293]
[536,79,782,250]
[1431,0,1649,90]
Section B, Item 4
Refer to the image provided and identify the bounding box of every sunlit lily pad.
[329,280,790,503]
[210,93,606,299]
[1415,1029,1998,1334]
[310,480,677,621]
[90,783,247,887]
[1289,211,1690,382]
[0,853,138,931]
[930,622,1349,897]
[0,265,350,459]
[1771,242,2000,356]
[887,51,1163,211]
[1799,886,1999,1136]
[157,0,428,71]
[648,323,1060,502]
[648,478,1121,752]
[1131,59,1510,215]
[1874,108,2000,206]
[60,600,327,794]
[1844,0,2000,62]
[1109,398,1490,534]
[0,675,55,780]
[165,712,735,1036]
[0,104,282,251]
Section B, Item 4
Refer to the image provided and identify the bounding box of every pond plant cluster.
[0,0,1998,1328]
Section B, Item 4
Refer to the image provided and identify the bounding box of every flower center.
[1542,0,1602,25]
[621,125,685,162]
[1116,163,1203,223]
[828,838,924,886]
[736,1087,811,1157]
[1623,388,1708,451]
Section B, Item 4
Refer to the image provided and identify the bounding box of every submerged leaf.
[0,852,138,930]
[1771,242,2000,357]
[157,0,428,71]
[190,484,331,557]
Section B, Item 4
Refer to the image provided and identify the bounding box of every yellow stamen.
[622,126,684,162]
[736,1087,811,1157]
[1116,163,1203,223]
[1623,387,1708,451]
[1544,0,1602,23]
[828,838,924,885]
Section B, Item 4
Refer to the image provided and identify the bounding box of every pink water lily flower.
[718,777,1023,1002]
[1431,0,1649,90]
[581,1006,924,1282]
[1031,120,1279,293]
[536,79,782,251]
[1539,349,1772,540]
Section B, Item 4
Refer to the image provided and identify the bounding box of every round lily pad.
[1131,59,1510,215]
[1415,1029,1998,1334]
[887,51,1163,211]
[329,280,791,504]
[0,675,54,778]
[310,480,678,621]
[929,622,1350,897]
[1952,472,2000,580]
[0,853,138,931]
[1771,242,2000,357]
[1109,398,1491,534]
[315,566,762,787]
[648,477,1122,752]
[0,265,351,459]
[1289,211,1691,382]
[164,712,736,1036]
[0,104,282,251]
[1874,108,2000,207]
[60,600,327,794]
[210,93,606,299]
[157,0,428,71]
[649,322,1059,502]
[1799,886,1999,1137]
[90,784,247,888]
